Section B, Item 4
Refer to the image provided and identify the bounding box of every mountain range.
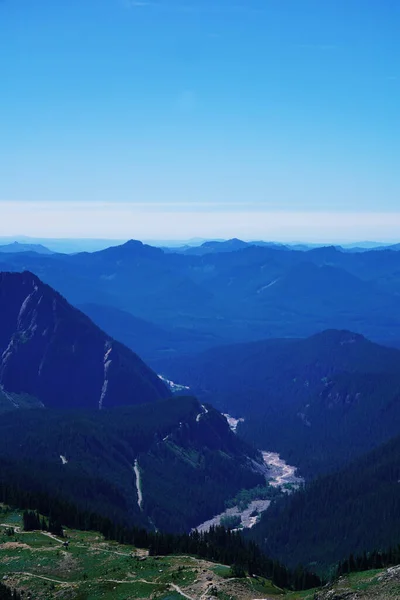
[163,238,400,255]
[0,242,53,255]
[2,242,400,582]
[1,239,400,359]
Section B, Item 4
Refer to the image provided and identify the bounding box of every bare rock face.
[0,271,169,410]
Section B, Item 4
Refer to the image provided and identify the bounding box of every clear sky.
[0,0,399,241]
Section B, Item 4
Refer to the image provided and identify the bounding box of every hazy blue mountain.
[179,238,251,255]
[0,242,53,254]
[79,302,225,362]
[1,239,400,355]
[164,238,288,255]
[0,271,169,411]
[0,236,127,254]
[156,330,400,477]
[339,241,392,250]
[384,243,400,251]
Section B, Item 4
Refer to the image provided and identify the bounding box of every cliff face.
[0,272,169,410]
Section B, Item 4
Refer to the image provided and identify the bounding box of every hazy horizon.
[1,231,399,248]
[1,201,400,243]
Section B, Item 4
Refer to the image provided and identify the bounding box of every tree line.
[0,477,320,592]
[337,545,400,577]
[0,582,22,600]
[22,510,63,537]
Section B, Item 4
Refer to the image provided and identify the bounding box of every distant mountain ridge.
[79,302,223,361]
[0,271,169,411]
[170,238,287,255]
[1,238,400,358]
[0,241,53,254]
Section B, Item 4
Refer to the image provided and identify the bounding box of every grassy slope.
[0,509,282,600]
[288,569,400,599]
[2,509,399,599]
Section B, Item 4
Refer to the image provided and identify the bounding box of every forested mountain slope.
[248,433,400,571]
[0,271,168,411]
[0,396,263,532]
[157,330,400,476]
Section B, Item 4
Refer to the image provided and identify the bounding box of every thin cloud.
[2,201,400,242]
[126,1,155,6]
[124,1,268,16]
[296,43,338,51]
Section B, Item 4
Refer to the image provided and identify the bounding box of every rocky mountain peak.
[0,271,169,410]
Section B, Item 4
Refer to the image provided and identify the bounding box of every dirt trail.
[16,571,197,598]
[170,582,197,600]
[2,527,277,600]
[84,545,131,557]
[1,523,22,533]
[1,523,64,544]
[18,572,65,584]
[41,531,64,544]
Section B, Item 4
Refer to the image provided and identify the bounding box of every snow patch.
[17,288,37,323]
[99,343,113,409]
[134,460,143,510]
[223,414,244,433]
[158,374,190,392]
[0,385,18,409]
[99,380,108,410]
[196,404,209,422]
[60,455,68,465]
[257,278,279,293]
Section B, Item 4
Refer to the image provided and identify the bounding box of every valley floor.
[194,450,303,533]
[194,499,272,534]
[261,453,303,488]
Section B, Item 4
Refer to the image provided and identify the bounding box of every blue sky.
[0,0,399,241]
